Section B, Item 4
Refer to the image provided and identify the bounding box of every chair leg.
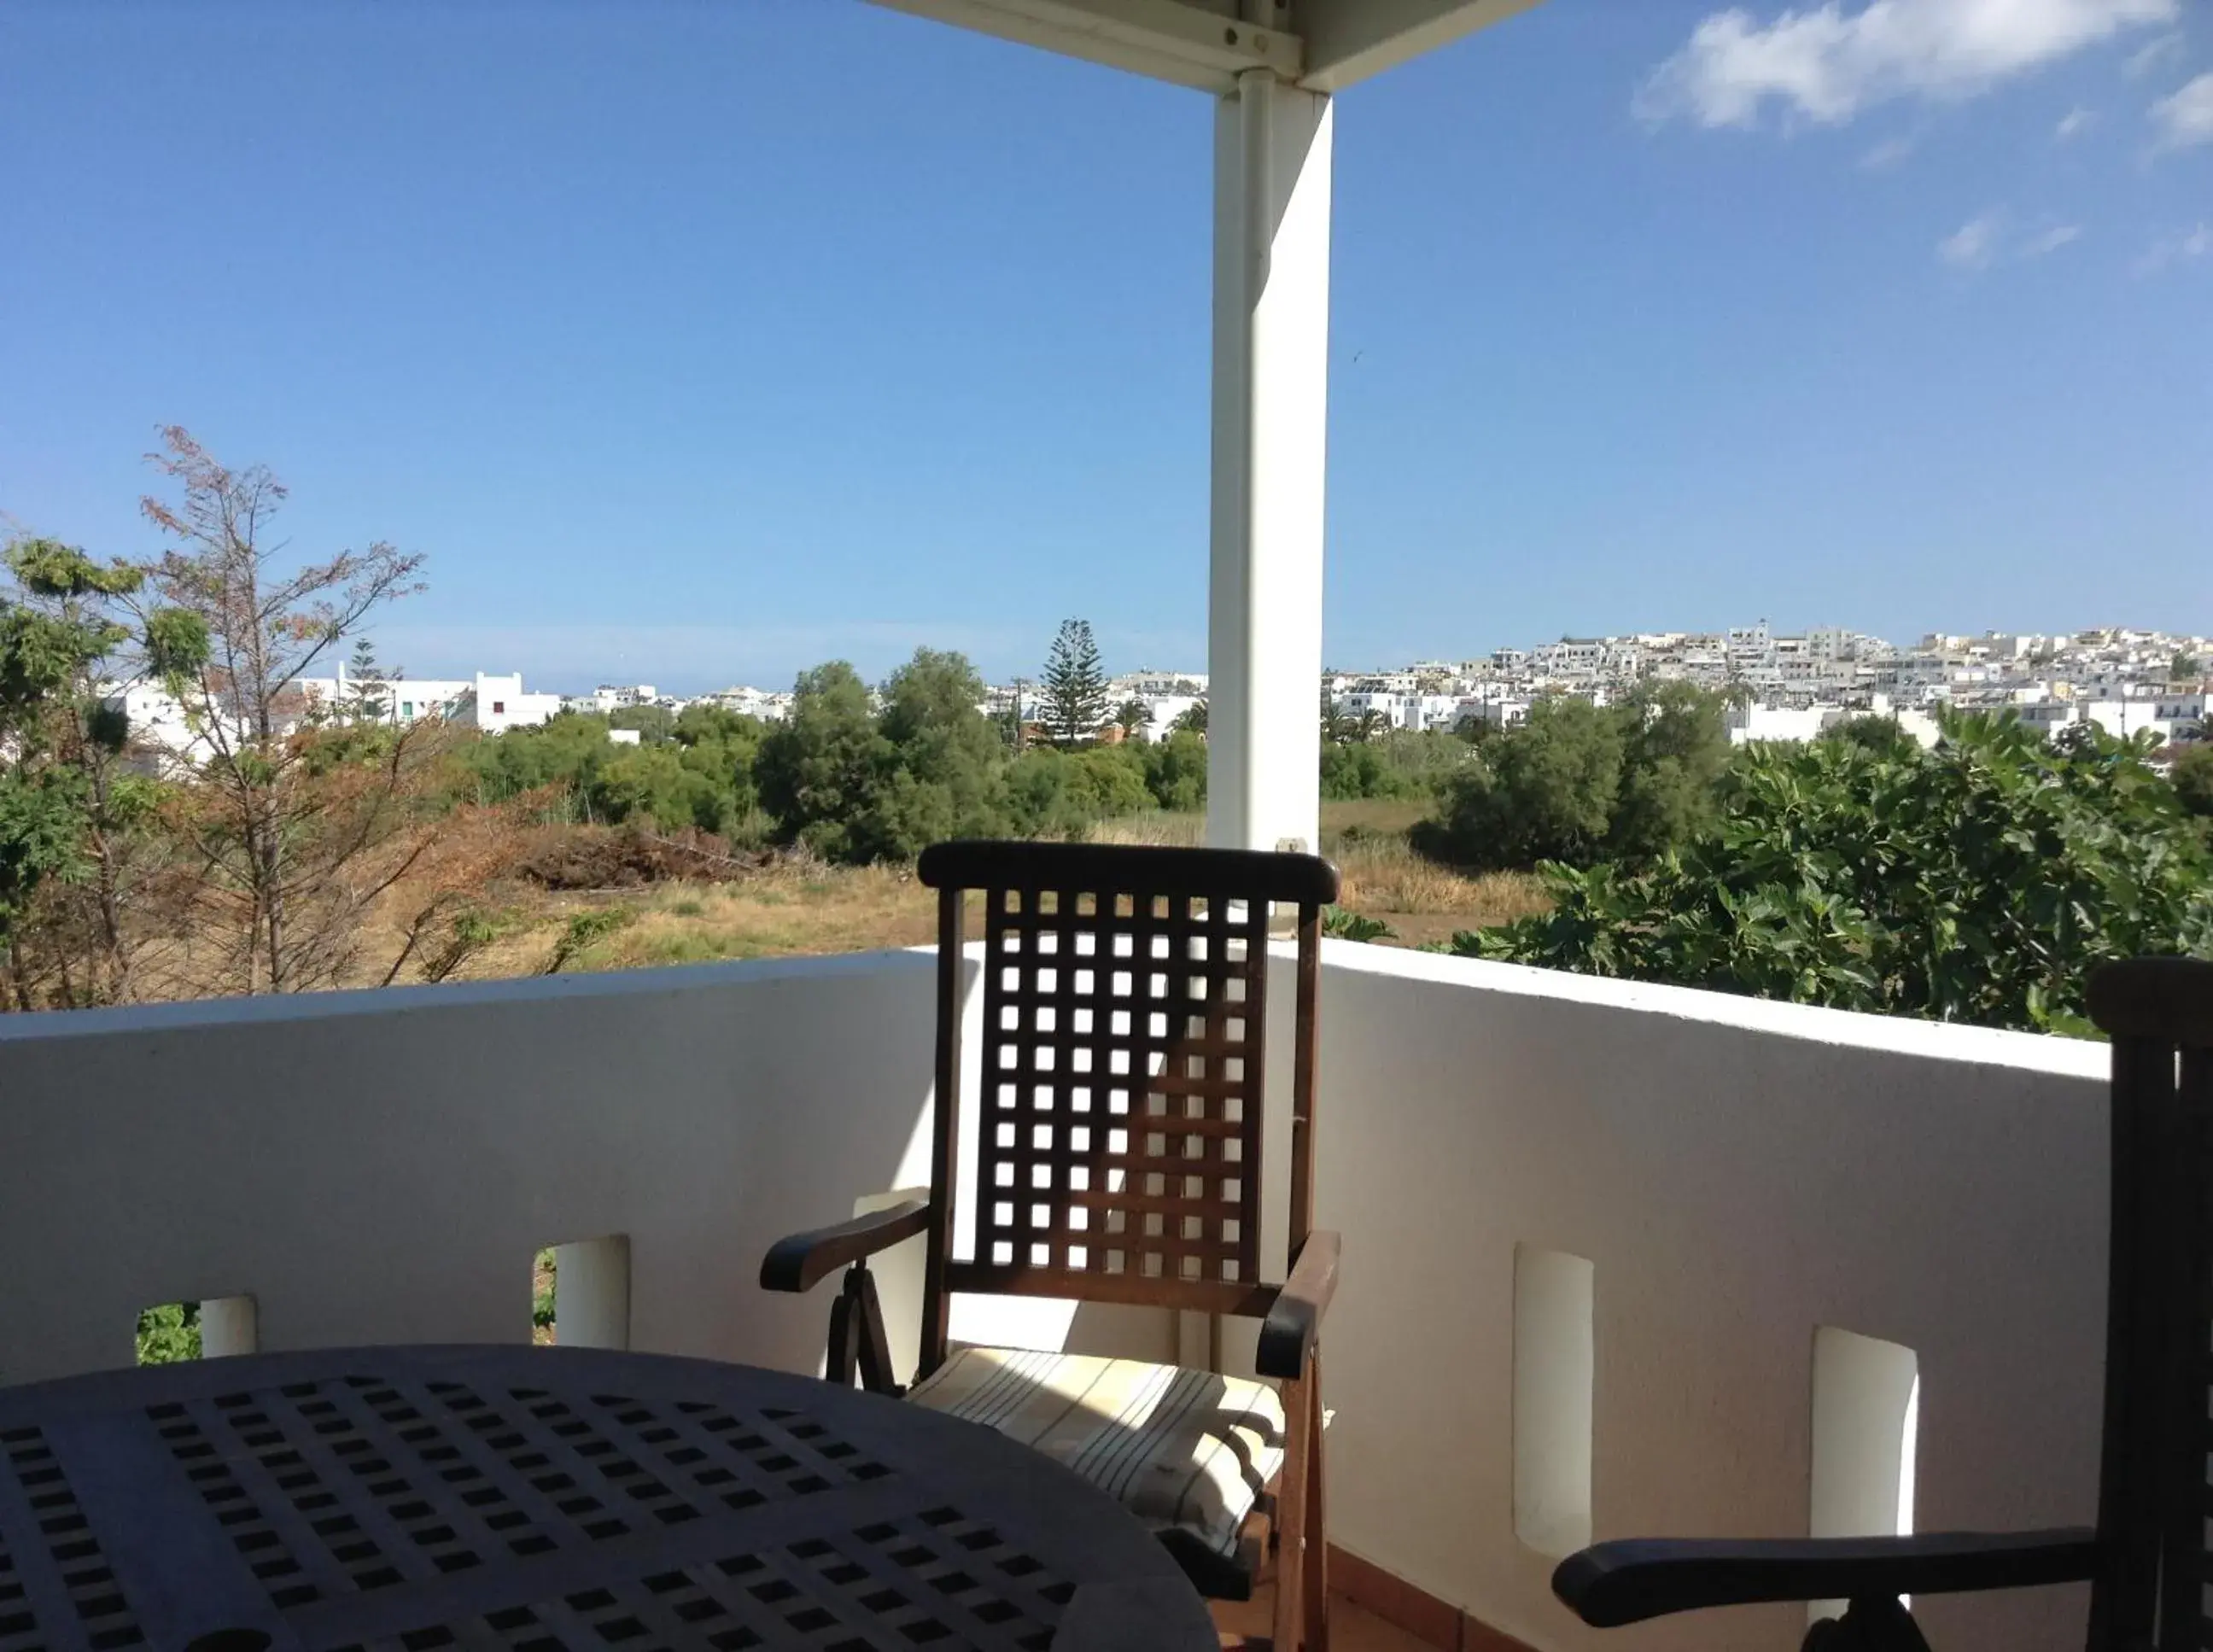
[851,1265,899,1396]
[1302,1357,1328,1652]
[1271,1366,1315,1652]
[826,1284,857,1386]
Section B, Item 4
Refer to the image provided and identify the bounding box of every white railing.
[0,945,2110,1652]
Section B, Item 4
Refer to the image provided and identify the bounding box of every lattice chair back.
[2086,957,2213,1652]
[912,841,1339,1375]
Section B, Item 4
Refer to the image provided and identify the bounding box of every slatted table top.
[0,1346,1215,1652]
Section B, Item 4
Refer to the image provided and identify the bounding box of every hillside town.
[1323,622,2213,750]
[105,623,2213,766]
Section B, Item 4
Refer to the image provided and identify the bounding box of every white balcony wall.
[1307,946,2107,1652]
[0,945,2111,1652]
[0,954,949,1386]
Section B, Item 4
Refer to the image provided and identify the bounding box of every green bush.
[1418,696,1625,870]
[1322,908,1395,943]
[1457,713,2213,1034]
[1417,688,1727,871]
[1320,730,1468,801]
[1142,731,1208,812]
[2170,743,2213,819]
[136,1302,201,1365]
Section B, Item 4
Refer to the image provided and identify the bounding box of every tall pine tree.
[1042,618,1109,748]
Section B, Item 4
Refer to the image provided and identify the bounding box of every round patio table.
[0,1345,1216,1652]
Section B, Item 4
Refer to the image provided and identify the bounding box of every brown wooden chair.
[761,841,1342,1652]
[1551,954,2213,1651]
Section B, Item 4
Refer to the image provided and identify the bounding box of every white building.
[2085,694,2204,745]
[1108,670,1207,699]
[452,673,565,735]
[1727,704,1831,745]
[1138,696,1204,743]
[300,674,474,727]
[704,687,793,723]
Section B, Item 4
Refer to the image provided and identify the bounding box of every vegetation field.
[336,803,1545,984]
[16,432,2213,1038]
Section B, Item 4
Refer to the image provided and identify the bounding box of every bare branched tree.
[137,426,437,994]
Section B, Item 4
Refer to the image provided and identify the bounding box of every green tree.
[1002,744,1153,838]
[1172,700,1208,737]
[1320,729,1469,802]
[1112,698,1150,740]
[1064,745,1153,818]
[2171,743,2213,819]
[1003,747,1077,838]
[1459,713,2213,1035]
[588,744,729,832]
[344,635,386,724]
[1042,619,1110,748]
[671,704,765,833]
[869,648,1008,850]
[754,661,896,861]
[1142,730,1208,811]
[1822,714,1919,758]
[2172,651,2199,681]
[1319,741,1394,801]
[1416,696,1625,871]
[464,711,617,812]
[1609,683,1731,861]
[0,538,156,1007]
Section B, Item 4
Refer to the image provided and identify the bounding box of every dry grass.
[1333,838,1547,922]
[446,861,942,979]
[1087,810,1206,848]
[1087,802,1549,950]
[331,797,1551,990]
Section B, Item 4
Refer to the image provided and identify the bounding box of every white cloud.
[1939,211,2087,269]
[1939,211,2003,267]
[2134,221,2213,274]
[1639,0,2176,128]
[2054,105,2094,138]
[2151,73,2213,150]
[1859,134,1915,167]
[2123,31,2185,77]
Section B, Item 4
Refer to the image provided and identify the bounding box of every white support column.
[1206,68,1332,853]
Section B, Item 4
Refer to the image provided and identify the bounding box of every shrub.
[1457,713,2213,1034]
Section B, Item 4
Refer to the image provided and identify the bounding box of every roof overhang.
[864,0,1543,95]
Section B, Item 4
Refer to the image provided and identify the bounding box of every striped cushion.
[905,1347,1284,1560]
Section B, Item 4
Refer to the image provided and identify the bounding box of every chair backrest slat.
[915,841,1338,1376]
[2087,959,2213,1651]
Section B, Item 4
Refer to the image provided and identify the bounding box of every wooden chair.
[1551,954,2213,1652]
[761,841,1342,1652]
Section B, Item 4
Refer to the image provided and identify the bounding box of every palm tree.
[1319,687,1350,745]
[1113,698,1150,739]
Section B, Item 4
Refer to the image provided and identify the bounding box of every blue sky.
[2,0,2207,692]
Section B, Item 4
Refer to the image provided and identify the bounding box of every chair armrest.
[1553,1529,2100,1627]
[1256,1229,1340,1379]
[759,1200,931,1293]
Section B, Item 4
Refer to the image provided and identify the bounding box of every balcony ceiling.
[864,0,1544,94]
